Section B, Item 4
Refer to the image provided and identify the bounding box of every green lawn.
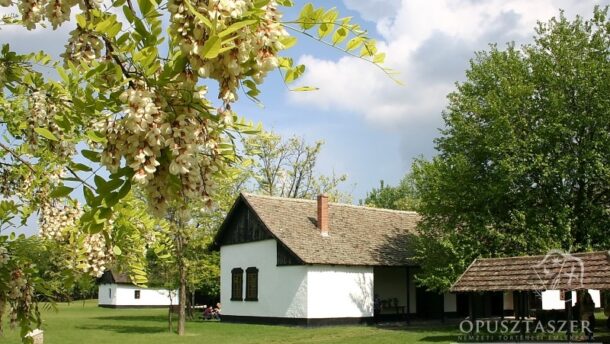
[2,300,457,344]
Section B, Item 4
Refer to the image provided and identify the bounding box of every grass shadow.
[418,335,459,343]
[76,324,168,334]
[90,315,168,323]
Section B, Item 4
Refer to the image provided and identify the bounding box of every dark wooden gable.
[277,241,303,266]
[215,195,304,266]
[216,198,273,246]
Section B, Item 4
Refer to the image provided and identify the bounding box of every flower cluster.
[6,269,35,330]
[0,166,32,199]
[45,0,79,29]
[100,87,166,181]
[79,233,111,278]
[38,201,82,241]
[28,91,75,159]
[98,83,225,214]
[0,61,6,89]
[38,202,114,277]
[168,0,289,103]
[0,246,9,266]
[62,28,104,65]
[5,0,104,30]
[8,269,27,300]
[17,0,45,29]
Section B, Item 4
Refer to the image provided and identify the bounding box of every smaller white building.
[98,271,178,308]
[541,289,601,310]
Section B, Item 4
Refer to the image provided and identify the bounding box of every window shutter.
[231,268,244,301]
[245,267,259,301]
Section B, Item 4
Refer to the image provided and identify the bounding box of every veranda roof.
[451,250,610,292]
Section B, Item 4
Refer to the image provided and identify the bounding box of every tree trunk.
[168,305,173,332]
[178,252,187,335]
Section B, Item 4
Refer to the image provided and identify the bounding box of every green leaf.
[122,5,136,23]
[84,187,96,206]
[103,192,120,207]
[291,86,319,92]
[137,0,153,17]
[76,14,87,28]
[298,3,315,30]
[34,128,59,141]
[94,175,107,191]
[373,52,386,64]
[346,37,364,51]
[184,0,212,29]
[81,149,101,162]
[104,178,124,192]
[72,163,93,172]
[281,36,297,49]
[201,35,221,58]
[50,185,74,198]
[86,130,106,143]
[57,66,70,83]
[219,19,257,38]
[332,27,348,45]
[117,180,131,199]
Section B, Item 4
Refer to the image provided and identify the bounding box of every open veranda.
[3,301,610,344]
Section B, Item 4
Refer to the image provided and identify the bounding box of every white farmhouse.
[98,271,178,308]
[215,193,464,325]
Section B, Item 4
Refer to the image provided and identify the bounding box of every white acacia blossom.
[39,202,112,277]
[98,81,226,215]
[28,91,75,159]
[168,0,289,103]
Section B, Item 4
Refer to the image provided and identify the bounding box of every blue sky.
[2,0,610,208]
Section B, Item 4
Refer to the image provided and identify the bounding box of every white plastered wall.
[220,239,309,318]
[306,265,374,318]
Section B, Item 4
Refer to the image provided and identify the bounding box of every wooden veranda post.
[405,266,411,324]
[565,290,573,341]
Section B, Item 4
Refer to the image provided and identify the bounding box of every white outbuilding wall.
[98,284,177,307]
[541,289,601,310]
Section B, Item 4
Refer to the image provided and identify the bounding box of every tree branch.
[0,141,36,173]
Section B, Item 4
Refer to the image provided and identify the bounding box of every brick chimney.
[317,194,329,236]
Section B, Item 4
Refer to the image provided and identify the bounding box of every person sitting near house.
[200,304,207,320]
[580,291,596,341]
[213,303,222,320]
[203,306,214,320]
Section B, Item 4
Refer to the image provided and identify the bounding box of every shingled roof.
[218,193,420,266]
[98,270,132,285]
[451,250,610,292]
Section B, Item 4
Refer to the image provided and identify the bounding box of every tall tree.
[413,7,610,292]
[243,130,350,202]
[363,174,419,211]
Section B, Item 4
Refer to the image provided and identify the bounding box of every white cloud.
[289,0,610,129]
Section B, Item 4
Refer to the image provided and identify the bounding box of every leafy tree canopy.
[363,174,419,211]
[413,7,610,292]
